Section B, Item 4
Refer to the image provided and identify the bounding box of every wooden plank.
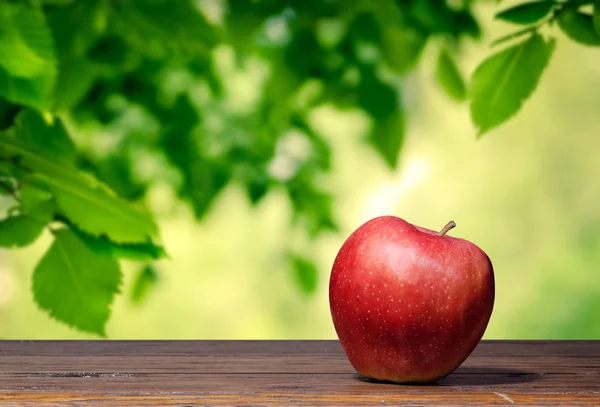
[0,372,598,392]
[0,354,598,374]
[470,340,600,357]
[0,341,597,375]
[0,341,597,406]
[0,340,597,357]
[1,392,600,406]
[0,340,341,356]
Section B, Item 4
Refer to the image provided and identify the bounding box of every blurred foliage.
[0,0,599,336]
[130,264,159,305]
[290,254,319,295]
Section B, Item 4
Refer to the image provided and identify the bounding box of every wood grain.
[0,340,598,406]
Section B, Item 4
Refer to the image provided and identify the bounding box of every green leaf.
[0,159,17,180]
[86,36,129,66]
[557,7,600,46]
[78,152,147,201]
[45,0,107,57]
[357,71,398,120]
[246,172,269,205]
[356,70,404,168]
[495,1,556,24]
[32,229,122,336]
[470,34,555,135]
[225,2,266,52]
[454,11,482,39]
[287,177,337,237]
[112,0,216,56]
[20,183,52,211]
[0,179,15,196]
[14,110,76,164]
[293,118,332,171]
[0,214,45,247]
[407,1,454,33]
[159,95,230,219]
[52,56,99,112]
[0,98,20,131]
[490,26,538,47]
[382,27,428,74]
[73,228,167,262]
[436,50,466,101]
[369,110,405,169]
[0,137,158,243]
[284,30,322,77]
[594,2,600,35]
[349,12,382,45]
[20,183,54,222]
[289,255,318,295]
[130,265,159,304]
[0,2,56,109]
[45,0,106,111]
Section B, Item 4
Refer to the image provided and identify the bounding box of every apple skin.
[329,216,494,383]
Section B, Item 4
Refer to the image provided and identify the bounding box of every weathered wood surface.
[0,340,598,406]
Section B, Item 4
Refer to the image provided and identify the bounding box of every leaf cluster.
[1,109,164,336]
[471,0,600,135]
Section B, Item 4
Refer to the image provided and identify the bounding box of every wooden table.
[0,340,598,406]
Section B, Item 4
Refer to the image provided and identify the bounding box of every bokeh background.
[1,0,599,339]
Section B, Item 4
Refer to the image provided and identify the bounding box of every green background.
[1,1,599,339]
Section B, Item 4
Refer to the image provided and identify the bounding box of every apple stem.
[438,221,456,236]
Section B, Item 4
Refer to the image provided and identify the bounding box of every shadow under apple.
[355,367,538,386]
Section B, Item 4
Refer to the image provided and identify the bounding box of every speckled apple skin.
[329,216,495,383]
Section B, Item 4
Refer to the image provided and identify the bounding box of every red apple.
[329,216,494,383]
